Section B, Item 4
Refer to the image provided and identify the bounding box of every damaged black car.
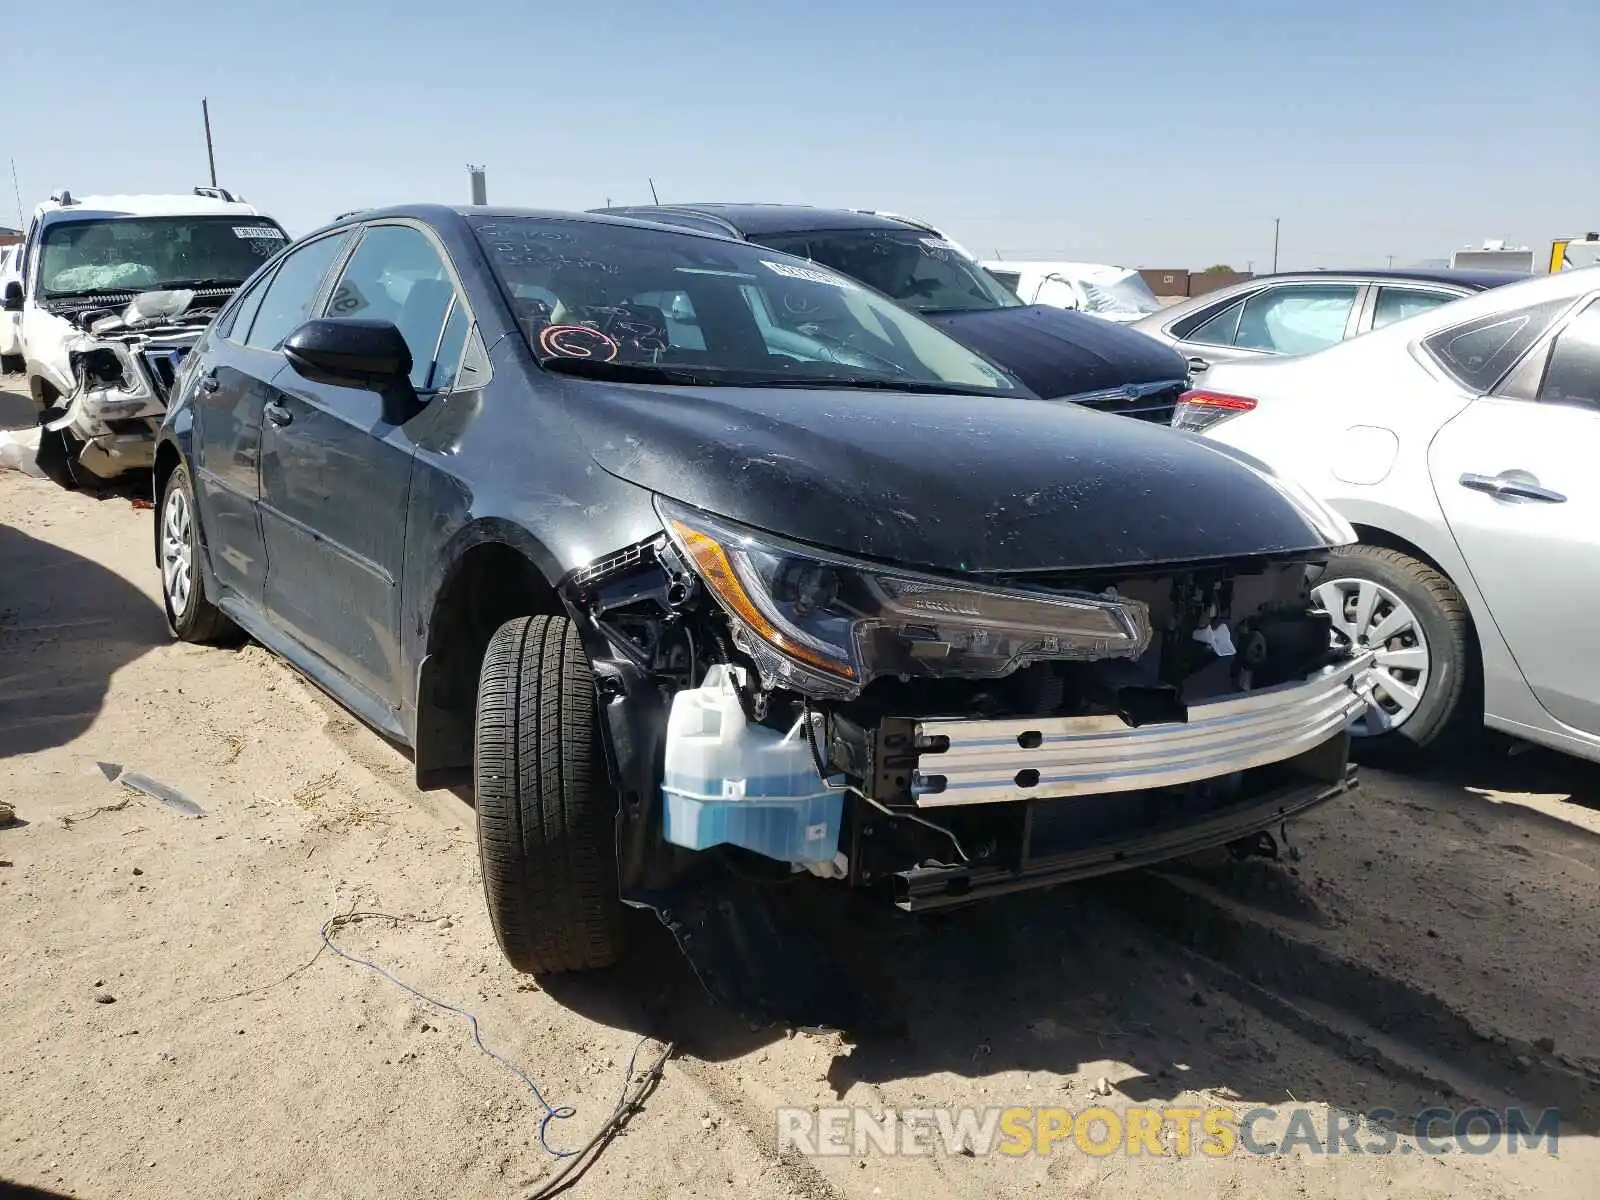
[155,206,1373,1000]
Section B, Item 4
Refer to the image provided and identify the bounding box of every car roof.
[594,203,922,237]
[33,194,266,225]
[318,203,793,247]
[1252,266,1526,289]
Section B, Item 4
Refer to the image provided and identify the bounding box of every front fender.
[21,308,75,398]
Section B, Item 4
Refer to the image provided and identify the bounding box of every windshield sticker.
[920,237,959,253]
[539,324,619,362]
[233,226,285,240]
[760,260,852,288]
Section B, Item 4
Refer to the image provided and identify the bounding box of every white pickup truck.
[3,187,288,486]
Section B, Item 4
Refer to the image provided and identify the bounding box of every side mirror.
[2,281,23,312]
[283,318,420,425]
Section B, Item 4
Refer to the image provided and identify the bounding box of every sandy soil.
[3,450,1599,1199]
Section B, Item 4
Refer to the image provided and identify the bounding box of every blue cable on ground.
[320,910,652,1159]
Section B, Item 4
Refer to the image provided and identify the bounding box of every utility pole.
[648,178,660,204]
[1387,254,1394,267]
[1271,218,1280,273]
[202,98,218,187]
[10,159,22,228]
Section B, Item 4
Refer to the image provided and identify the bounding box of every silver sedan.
[1134,268,1525,375]
[1172,268,1600,763]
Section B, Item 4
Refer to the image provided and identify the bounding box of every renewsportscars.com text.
[776,1105,1560,1158]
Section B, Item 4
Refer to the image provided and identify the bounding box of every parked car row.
[9,182,1590,999]
[1172,266,1600,766]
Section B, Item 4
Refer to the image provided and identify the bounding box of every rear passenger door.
[1429,294,1600,735]
[190,231,353,610]
[257,222,469,715]
[1175,282,1363,369]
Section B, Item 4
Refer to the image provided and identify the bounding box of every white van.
[3,187,288,485]
[981,260,1163,323]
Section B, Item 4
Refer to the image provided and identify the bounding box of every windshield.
[38,215,288,298]
[749,228,1023,315]
[473,217,1023,393]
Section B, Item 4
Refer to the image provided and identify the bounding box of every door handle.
[264,401,293,428]
[1186,356,1210,374]
[1458,472,1566,503]
[199,374,220,393]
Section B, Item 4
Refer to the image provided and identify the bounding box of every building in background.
[1139,266,1253,299]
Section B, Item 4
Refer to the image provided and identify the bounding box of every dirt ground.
[3,440,1600,1198]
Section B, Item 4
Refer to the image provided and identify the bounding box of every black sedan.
[597,203,1192,422]
[154,205,1371,991]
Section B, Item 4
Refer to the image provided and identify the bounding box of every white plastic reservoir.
[660,666,844,864]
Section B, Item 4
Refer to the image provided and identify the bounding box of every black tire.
[474,614,625,974]
[0,353,23,375]
[158,464,237,643]
[1317,544,1478,761]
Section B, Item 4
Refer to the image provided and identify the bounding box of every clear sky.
[4,0,1595,270]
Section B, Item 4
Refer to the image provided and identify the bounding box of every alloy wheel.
[162,485,194,617]
[1311,576,1431,736]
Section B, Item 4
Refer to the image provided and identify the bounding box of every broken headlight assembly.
[65,341,158,420]
[657,498,1153,698]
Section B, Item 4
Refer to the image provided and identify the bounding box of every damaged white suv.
[3,188,288,487]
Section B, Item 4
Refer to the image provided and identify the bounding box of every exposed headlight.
[657,498,1152,698]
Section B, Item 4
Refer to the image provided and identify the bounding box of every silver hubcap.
[162,486,194,616]
[1312,576,1430,736]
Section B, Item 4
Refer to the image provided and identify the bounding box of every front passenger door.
[258,222,468,715]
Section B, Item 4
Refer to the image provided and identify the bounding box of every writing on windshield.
[473,217,1019,393]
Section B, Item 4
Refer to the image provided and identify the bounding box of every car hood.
[566,380,1345,575]
[923,305,1189,399]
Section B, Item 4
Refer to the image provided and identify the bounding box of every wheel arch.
[412,524,572,788]
[152,439,183,569]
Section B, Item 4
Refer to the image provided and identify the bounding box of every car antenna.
[648,178,660,204]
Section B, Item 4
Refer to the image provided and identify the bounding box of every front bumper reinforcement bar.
[912,650,1375,807]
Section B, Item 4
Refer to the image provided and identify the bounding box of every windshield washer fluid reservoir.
[661,665,843,864]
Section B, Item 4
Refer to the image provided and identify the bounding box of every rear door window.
[1372,286,1458,330]
[217,266,276,342]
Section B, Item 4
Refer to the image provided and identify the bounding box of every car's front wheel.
[159,464,237,643]
[474,614,626,975]
[1311,545,1478,759]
